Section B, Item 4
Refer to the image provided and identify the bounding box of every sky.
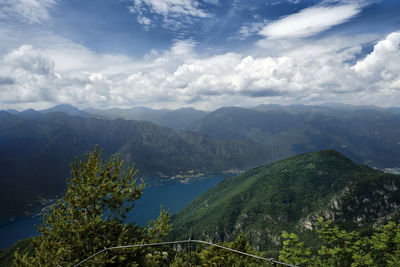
[0,0,399,111]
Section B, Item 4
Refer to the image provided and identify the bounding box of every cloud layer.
[1,30,400,110]
[0,0,57,24]
[128,0,217,29]
[0,0,399,110]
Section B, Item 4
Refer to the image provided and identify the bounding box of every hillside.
[187,105,400,168]
[0,111,284,218]
[84,106,208,130]
[169,150,400,250]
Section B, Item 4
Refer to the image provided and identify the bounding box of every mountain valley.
[1,103,400,251]
[0,109,281,218]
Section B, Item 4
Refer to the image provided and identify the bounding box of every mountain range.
[169,150,400,250]
[2,103,400,219]
[0,109,278,218]
[84,106,208,130]
[187,104,400,169]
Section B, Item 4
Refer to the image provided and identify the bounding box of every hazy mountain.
[253,103,385,114]
[387,107,400,114]
[170,150,400,250]
[187,105,400,169]
[0,111,284,218]
[17,108,42,119]
[187,106,299,141]
[4,109,19,115]
[85,107,208,129]
[40,104,90,117]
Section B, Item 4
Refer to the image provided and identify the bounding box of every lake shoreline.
[0,174,232,250]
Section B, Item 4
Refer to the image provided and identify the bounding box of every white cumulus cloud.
[352,31,400,98]
[0,45,56,103]
[2,30,400,110]
[353,31,400,77]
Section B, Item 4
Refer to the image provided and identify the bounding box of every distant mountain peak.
[21,108,38,113]
[20,108,40,115]
[0,110,15,117]
[5,109,19,115]
[40,104,88,117]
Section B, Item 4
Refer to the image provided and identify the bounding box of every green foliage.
[316,218,363,266]
[279,231,313,266]
[365,220,400,266]
[170,150,400,250]
[280,217,400,266]
[171,234,267,266]
[198,234,258,266]
[14,146,171,266]
[0,239,34,267]
[144,250,170,266]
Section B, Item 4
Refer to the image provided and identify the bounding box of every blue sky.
[0,0,399,110]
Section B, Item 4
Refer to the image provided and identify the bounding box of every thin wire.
[73,247,108,267]
[73,239,300,267]
[108,240,189,249]
[191,240,298,267]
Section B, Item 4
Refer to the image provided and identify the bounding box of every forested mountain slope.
[85,106,207,130]
[170,150,400,250]
[0,111,283,218]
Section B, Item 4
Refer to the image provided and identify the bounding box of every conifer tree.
[279,217,400,267]
[15,146,171,266]
[170,234,263,266]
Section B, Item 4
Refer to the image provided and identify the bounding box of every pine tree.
[279,217,400,266]
[170,234,264,266]
[14,145,171,266]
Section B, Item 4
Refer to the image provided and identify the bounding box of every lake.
[0,175,227,250]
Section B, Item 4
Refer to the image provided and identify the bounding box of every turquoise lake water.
[0,176,226,250]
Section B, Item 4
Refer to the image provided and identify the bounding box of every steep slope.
[0,111,280,218]
[170,151,400,250]
[85,107,208,130]
[187,106,299,141]
[187,105,400,168]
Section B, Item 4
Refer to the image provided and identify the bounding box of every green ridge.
[170,150,400,250]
